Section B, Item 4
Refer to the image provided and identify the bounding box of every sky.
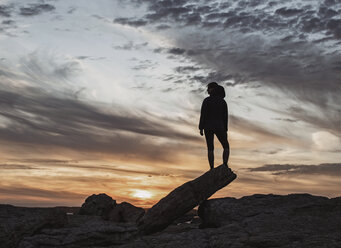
[0,0,340,208]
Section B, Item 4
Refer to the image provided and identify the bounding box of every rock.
[4,193,341,248]
[78,193,116,218]
[198,194,341,228]
[197,194,341,247]
[138,164,236,235]
[123,194,341,248]
[173,209,197,225]
[0,204,67,248]
[18,215,138,248]
[108,202,145,223]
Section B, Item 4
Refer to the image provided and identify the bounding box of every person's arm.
[223,101,228,131]
[199,99,207,134]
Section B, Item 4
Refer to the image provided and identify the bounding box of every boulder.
[108,202,145,223]
[78,193,116,218]
[0,204,67,248]
[198,194,341,243]
[138,164,236,235]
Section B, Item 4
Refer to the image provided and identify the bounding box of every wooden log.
[138,164,237,234]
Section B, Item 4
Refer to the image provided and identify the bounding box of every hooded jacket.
[199,90,228,131]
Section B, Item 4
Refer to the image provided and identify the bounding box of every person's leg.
[204,130,214,169]
[215,130,230,165]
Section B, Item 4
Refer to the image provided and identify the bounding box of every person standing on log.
[199,82,230,170]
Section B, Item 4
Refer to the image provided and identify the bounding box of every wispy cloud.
[0,52,199,163]
[246,163,341,176]
[0,185,87,199]
[19,3,55,16]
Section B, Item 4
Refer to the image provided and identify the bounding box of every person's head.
[207,82,218,95]
[215,85,226,98]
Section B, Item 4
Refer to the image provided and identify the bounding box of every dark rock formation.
[122,194,341,248]
[138,164,237,235]
[18,215,138,248]
[108,202,145,223]
[0,204,67,248]
[3,193,341,248]
[198,194,341,229]
[78,193,116,218]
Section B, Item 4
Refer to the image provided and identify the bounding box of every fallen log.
[138,164,237,234]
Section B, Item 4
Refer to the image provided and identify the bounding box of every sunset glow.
[132,190,153,200]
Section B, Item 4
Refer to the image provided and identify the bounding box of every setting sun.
[132,190,153,199]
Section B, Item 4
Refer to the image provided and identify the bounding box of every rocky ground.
[1,193,341,248]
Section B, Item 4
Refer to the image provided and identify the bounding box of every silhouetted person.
[199,82,230,170]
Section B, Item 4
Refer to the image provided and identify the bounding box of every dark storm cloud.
[168,47,186,55]
[247,163,341,176]
[2,19,15,25]
[174,66,201,73]
[19,3,55,16]
[120,0,341,42]
[0,5,13,17]
[190,71,236,84]
[275,8,304,17]
[113,17,148,27]
[121,0,340,39]
[156,24,171,30]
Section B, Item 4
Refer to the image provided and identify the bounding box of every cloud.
[0,5,13,17]
[0,53,199,163]
[168,47,186,55]
[121,0,341,41]
[0,85,198,162]
[114,17,147,27]
[272,118,297,123]
[275,8,304,17]
[67,6,76,14]
[0,185,87,200]
[312,131,341,151]
[174,66,201,73]
[113,41,148,50]
[14,51,82,87]
[19,3,55,16]
[139,1,340,134]
[2,19,15,25]
[0,164,35,170]
[229,115,288,142]
[131,59,157,70]
[247,163,341,176]
[281,106,341,136]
